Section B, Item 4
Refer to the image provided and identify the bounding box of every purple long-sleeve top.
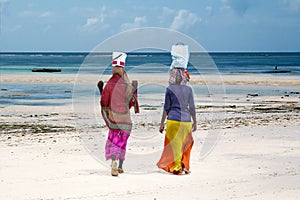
[164,84,196,122]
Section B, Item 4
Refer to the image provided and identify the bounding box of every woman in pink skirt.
[99,52,139,176]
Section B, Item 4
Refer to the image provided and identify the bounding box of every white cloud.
[19,10,53,18]
[220,0,230,9]
[169,9,201,30]
[40,11,52,18]
[206,6,213,14]
[43,24,52,32]
[284,0,300,12]
[19,11,35,17]
[219,0,259,16]
[0,0,10,3]
[157,7,176,26]
[70,7,97,14]
[121,16,147,31]
[81,6,112,31]
[4,24,22,33]
[83,17,99,28]
[162,7,176,16]
[11,25,22,32]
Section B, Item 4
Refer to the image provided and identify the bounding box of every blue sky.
[1,0,300,52]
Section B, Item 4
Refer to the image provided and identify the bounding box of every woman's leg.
[118,159,124,173]
[110,155,118,176]
[105,129,130,175]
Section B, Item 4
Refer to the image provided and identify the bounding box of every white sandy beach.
[1,73,300,199]
[2,73,300,86]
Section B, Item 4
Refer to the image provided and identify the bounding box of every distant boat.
[32,68,61,72]
[262,70,291,74]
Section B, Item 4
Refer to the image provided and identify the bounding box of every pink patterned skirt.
[105,129,130,160]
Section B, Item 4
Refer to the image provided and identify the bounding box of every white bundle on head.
[170,43,189,69]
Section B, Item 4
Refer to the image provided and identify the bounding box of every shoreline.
[1,73,300,86]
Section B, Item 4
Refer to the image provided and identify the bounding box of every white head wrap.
[112,52,127,67]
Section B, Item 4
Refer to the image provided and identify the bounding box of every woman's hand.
[159,111,167,133]
[192,122,197,132]
[132,80,138,92]
[97,81,104,94]
[159,123,165,133]
[191,116,197,132]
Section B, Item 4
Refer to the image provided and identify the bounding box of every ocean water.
[1,52,300,107]
[1,52,300,75]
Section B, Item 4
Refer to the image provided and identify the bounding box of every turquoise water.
[1,52,300,107]
[1,52,300,75]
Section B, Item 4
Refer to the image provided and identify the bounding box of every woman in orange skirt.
[157,44,197,175]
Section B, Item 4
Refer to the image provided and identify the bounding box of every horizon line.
[1,51,300,53]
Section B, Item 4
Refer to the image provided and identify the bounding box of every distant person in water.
[275,65,278,70]
[157,44,197,175]
[98,52,139,176]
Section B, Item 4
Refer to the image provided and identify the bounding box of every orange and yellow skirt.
[157,120,194,174]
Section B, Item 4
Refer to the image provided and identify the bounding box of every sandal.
[183,168,191,174]
[172,169,183,175]
[118,168,124,174]
[111,161,118,176]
